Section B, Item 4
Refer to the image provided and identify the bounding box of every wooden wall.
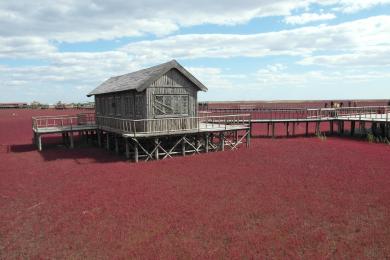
[95,68,200,133]
[95,90,146,119]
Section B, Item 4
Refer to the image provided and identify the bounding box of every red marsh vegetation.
[1,109,390,258]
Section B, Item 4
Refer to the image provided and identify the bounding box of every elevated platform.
[32,114,251,158]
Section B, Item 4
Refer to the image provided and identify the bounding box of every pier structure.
[200,106,390,139]
[32,113,251,162]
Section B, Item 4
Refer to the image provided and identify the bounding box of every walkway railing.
[96,114,251,136]
[199,106,390,122]
[32,113,96,131]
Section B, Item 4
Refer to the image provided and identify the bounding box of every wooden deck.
[32,113,251,154]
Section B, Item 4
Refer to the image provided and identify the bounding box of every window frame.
[153,94,189,118]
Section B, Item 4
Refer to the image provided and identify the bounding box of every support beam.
[246,129,251,148]
[106,133,110,150]
[154,138,159,160]
[205,134,209,153]
[351,121,356,136]
[97,130,102,147]
[125,139,130,159]
[115,135,119,154]
[272,123,275,139]
[37,134,42,151]
[181,138,186,156]
[286,122,289,137]
[133,140,139,163]
[220,133,225,151]
[315,122,321,135]
[305,122,309,137]
[69,131,74,148]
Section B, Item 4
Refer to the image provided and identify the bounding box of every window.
[154,95,189,117]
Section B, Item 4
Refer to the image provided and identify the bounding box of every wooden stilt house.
[87,60,207,134]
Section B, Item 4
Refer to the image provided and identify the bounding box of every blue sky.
[0,0,390,104]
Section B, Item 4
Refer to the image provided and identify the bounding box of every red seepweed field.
[1,109,390,258]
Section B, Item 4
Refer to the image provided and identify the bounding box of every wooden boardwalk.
[31,106,390,160]
[200,106,390,138]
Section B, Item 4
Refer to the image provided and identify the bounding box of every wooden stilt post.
[62,133,66,144]
[286,122,289,137]
[106,133,110,150]
[360,121,366,136]
[220,133,225,151]
[272,123,275,138]
[97,130,102,147]
[182,137,186,156]
[133,139,138,163]
[205,134,209,153]
[246,129,250,148]
[249,122,253,137]
[125,139,130,159]
[315,122,321,135]
[305,122,309,136]
[351,121,355,136]
[37,134,42,151]
[154,138,159,160]
[115,135,119,154]
[380,123,386,138]
[69,132,74,148]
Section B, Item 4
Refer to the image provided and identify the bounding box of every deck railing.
[32,113,96,131]
[96,114,251,136]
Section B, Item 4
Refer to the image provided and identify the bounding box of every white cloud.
[0,37,56,58]
[299,47,390,67]
[0,0,389,42]
[332,0,390,13]
[187,67,240,89]
[120,16,390,65]
[284,13,336,25]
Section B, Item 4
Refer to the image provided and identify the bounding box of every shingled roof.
[87,60,207,96]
